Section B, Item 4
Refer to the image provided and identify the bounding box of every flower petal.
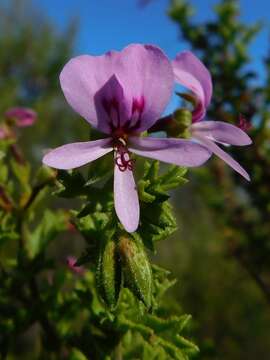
[193,134,250,181]
[191,121,252,146]
[60,53,119,133]
[94,75,130,133]
[42,138,113,170]
[172,51,212,122]
[114,44,174,132]
[114,164,140,233]
[60,44,174,133]
[129,136,211,167]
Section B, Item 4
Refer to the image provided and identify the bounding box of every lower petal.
[191,121,252,146]
[114,164,139,233]
[42,138,113,170]
[193,134,250,181]
[129,136,211,167]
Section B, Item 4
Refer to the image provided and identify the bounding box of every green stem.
[114,341,123,360]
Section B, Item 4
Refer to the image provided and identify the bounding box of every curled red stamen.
[114,144,135,172]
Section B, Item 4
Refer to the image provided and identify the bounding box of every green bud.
[118,235,152,309]
[35,165,57,186]
[96,238,122,310]
[173,109,192,138]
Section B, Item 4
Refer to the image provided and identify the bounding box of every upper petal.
[115,44,174,132]
[42,138,113,170]
[193,134,250,181]
[129,136,211,167]
[60,52,121,133]
[172,51,212,122]
[94,75,130,133]
[114,163,140,233]
[60,44,174,134]
[191,121,252,146]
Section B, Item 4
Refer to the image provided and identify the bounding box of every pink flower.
[0,127,7,139]
[172,51,252,181]
[238,114,252,132]
[66,256,85,275]
[5,107,37,127]
[42,44,211,232]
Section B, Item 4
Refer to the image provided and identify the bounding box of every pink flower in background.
[238,114,252,132]
[5,107,37,127]
[66,256,85,275]
[43,44,211,232]
[172,51,252,181]
[0,127,7,139]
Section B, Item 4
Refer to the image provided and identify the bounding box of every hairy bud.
[173,108,192,138]
[96,238,122,310]
[118,235,152,309]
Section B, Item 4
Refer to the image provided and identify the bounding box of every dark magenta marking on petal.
[102,97,121,130]
[132,96,145,114]
[102,95,146,136]
[125,96,145,132]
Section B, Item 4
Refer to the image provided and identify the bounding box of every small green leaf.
[27,209,68,257]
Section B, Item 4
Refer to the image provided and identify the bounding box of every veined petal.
[42,138,113,170]
[193,134,250,181]
[172,51,212,122]
[114,163,140,233]
[60,53,120,133]
[94,75,130,133]
[115,44,174,132]
[191,121,252,146]
[60,44,174,134]
[129,136,211,167]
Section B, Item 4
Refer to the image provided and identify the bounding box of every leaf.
[26,209,68,258]
[117,311,198,360]
[75,211,112,239]
[10,158,31,186]
[138,161,187,205]
[69,348,88,360]
[55,170,85,198]
[10,158,31,205]
[139,202,177,250]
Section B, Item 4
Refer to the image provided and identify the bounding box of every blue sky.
[37,0,270,113]
[37,0,269,57]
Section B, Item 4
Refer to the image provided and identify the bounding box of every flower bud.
[118,235,152,309]
[5,107,37,127]
[35,165,57,186]
[148,108,192,138]
[96,238,122,310]
[173,108,192,138]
